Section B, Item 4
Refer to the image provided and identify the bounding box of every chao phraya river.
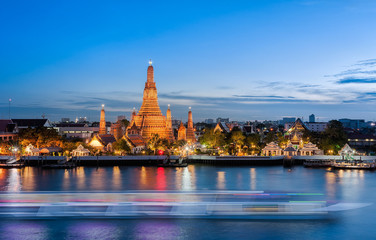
[0,165,375,239]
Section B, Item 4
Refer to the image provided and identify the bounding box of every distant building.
[0,119,17,142]
[11,119,47,129]
[178,122,187,141]
[117,115,126,122]
[285,121,327,133]
[339,119,366,129]
[279,117,296,126]
[54,123,99,139]
[309,114,315,123]
[110,121,123,140]
[204,119,214,124]
[89,134,116,152]
[216,117,229,123]
[262,142,283,156]
[214,122,231,134]
[78,117,87,123]
[61,118,70,123]
[242,125,254,135]
[305,122,327,132]
[347,133,376,150]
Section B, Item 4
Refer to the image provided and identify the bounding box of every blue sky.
[1,0,376,122]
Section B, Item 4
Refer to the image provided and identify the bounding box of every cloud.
[355,59,376,67]
[328,58,376,85]
[337,77,376,84]
[233,95,295,99]
[215,86,235,90]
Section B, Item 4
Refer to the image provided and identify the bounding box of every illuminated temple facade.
[127,61,175,142]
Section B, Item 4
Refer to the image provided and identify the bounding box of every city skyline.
[1,1,376,122]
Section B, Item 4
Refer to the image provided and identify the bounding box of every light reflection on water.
[250,168,256,190]
[5,169,21,192]
[66,221,121,239]
[216,171,226,189]
[1,221,49,239]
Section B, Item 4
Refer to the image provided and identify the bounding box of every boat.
[303,159,333,168]
[0,156,24,168]
[158,156,188,167]
[332,159,376,169]
[0,191,370,219]
[41,162,76,169]
[41,158,76,169]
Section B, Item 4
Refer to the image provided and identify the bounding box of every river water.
[0,165,375,239]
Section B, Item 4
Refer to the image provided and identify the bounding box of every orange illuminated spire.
[186,107,196,143]
[99,104,106,134]
[128,61,169,141]
[166,104,175,142]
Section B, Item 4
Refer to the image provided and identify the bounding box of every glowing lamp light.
[158,150,164,155]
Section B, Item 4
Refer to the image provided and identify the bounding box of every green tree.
[147,134,169,155]
[277,132,288,148]
[121,119,130,128]
[264,131,277,144]
[19,127,62,149]
[199,128,225,149]
[319,120,347,154]
[229,130,245,155]
[113,138,131,155]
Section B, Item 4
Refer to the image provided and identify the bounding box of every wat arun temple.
[89,61,196,152]
[126,61,196,144]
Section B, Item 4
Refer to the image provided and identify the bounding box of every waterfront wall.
[187,155,285,166]
[17,155,376,167]
[292,155,376,161]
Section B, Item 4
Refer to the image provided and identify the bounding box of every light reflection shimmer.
[140,166,147,188]
[76,167,86,190]
[1,222,48,239]
[6,169,21,192]
[112,166,122,190]
[156,167,166,190]
[62,169,70,190]
[175,167,183,189]
[188,165,196,189]
[134,220,181,240]
[325,171,336,198]
[20,167,36,191]
[182,167,194,190]
[335,169,365,201]
[217,171,226,189]
[250,168,256,190]
[90,168,106,190]
[67,221,120,239]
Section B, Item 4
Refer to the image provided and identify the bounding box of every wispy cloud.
[337,77,376,84]
[327,58,376,86]
[355,59,376,67]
